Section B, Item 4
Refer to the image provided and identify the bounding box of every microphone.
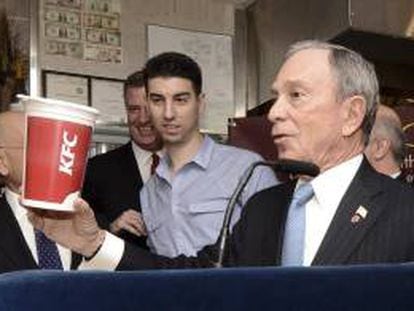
[214,159,320,267]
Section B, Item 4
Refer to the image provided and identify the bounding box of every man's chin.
[133,137,161,151]
[161,132,186,145]
[277,151,308,163]
[162,137,181,145]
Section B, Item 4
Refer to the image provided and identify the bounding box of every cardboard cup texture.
[19,95,99,211]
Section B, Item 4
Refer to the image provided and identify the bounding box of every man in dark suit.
[30,40,414,269]
[365,104,408,182]
[0,111,81,273]
[82,70,162,246]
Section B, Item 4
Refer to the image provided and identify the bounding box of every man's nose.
[163,101,175,120]
[138,107,150,123]
[268,96,287,123]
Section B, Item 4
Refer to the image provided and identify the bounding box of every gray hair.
[286,40,379,145]
[371,109,406,165]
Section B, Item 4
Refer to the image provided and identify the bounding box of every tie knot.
[293,182,314,207]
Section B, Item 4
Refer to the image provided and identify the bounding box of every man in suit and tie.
[82,70,162,246]
[364,104,407,181]
[30,40,414,269]
[0,111,81,273]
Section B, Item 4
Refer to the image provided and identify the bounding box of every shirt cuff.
[78,231,125,271]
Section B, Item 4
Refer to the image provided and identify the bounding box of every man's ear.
[373,138,391,160]
[0,152,9,178]
[341,96,366,137]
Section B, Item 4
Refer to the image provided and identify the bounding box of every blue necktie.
[35,229,63,270]
[281,182,314,266]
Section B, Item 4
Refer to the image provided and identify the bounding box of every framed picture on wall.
[43,70,90,106]
[91,77,125,124]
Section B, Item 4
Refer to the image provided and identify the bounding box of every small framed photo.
[91,77,125,124]
[43,71,89,106]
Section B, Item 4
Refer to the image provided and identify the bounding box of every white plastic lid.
[18,94,99,127]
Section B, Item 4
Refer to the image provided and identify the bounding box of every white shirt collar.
[391,171,402,179]
[131,141,154,163]
[301,154,364,266]
[131,141,163,162]
[131,141,164,183]
[5,187,26,222]
[309,154,363,214]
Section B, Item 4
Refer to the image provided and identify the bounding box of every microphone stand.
[214,159,319,268]
[214,161,264,267]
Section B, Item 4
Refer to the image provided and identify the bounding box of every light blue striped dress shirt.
[140,135,278,257]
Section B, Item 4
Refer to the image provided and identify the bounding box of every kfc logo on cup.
[59,130,78,176]
[19,95,98,211]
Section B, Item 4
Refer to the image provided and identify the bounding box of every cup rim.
[17,94,99,116]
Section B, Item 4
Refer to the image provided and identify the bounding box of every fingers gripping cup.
[19,95,99,211]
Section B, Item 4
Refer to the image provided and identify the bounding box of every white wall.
[246,0,349,106]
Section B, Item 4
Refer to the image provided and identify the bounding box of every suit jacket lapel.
[0,195,38,269]
[124,142,143,185]
[312,158,387,265]
[274,180,297,265]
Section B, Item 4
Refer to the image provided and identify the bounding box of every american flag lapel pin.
[351,205,368,224]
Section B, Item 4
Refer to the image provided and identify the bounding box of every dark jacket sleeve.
[81,159,112,230]
[117,242,220,270]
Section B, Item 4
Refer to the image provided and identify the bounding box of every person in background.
[29,40,414,270]
[364,104,406,180]
[139,52,278,257]
[82,70,163,247]
[0,111,81,273]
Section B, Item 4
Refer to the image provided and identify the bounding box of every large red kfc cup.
[19,95,99,211]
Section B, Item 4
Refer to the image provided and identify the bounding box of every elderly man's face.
[268,48,349,171]
[0,113,25,192]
